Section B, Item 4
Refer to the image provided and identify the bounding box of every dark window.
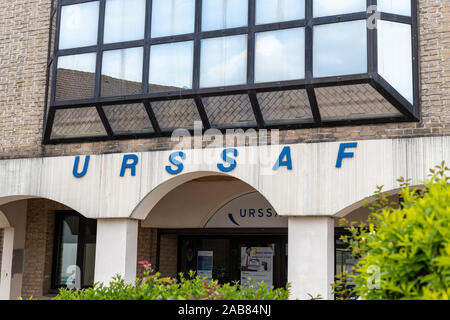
[52,211,97,289]
[44,0,420,143]
[175,233,288,288]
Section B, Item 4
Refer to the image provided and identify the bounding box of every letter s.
[217,148,238,172]
[166,151,186,175]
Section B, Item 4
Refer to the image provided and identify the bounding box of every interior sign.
[72,143,358,178]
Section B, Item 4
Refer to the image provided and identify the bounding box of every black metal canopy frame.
[43,0,420,144]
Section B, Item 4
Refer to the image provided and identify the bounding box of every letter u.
[73,155,90,178]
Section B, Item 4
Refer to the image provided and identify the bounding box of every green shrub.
[334,162,450,300]
[54,262,290,300]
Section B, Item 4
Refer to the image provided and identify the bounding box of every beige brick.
[0,0,448,159]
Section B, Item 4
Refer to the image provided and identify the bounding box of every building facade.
[0,0,449,300]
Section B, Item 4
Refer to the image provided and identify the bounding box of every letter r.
[120,154,139,177]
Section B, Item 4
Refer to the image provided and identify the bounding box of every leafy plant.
[332,271,357,300]
[334,162,450,300]
[54,261,290,300]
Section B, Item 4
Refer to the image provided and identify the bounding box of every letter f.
[336,143,358,168]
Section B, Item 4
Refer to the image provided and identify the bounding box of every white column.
[0,228,14,300]
[288,216,335,300]
[94,219,138,285]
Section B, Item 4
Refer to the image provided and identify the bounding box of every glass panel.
[101,47,143,96]
[81,219,97,287]
[240,244,275,288]
[200,35,247,88]
[180,239,232,284]
[255,28,305,83]
[103,103,154,134]
[202,0,248,31]
[257,90,313,125]
[315,84,402,121]
[149,41,194,91]
[378,0,411,16]
[56,216,79,287]
[151,99,200,131]
[256,0,305,25]
[51,107,107,139]
[313,20,367,78]
[59,1,99,50]
[104,0,146,44]
[378,20,413,103]
[203,95,256,128]
[151,0,195,37]
[56,53,96,101]
[313,0,366,17]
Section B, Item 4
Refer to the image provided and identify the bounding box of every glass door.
[178,234,288,288]
[237,242,276,288]
[230,237,287,288]
[179,238,232,284]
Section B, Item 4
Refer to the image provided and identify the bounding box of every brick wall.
[20,203,176,299]
[21,199,70,299]
[0,0,448,160]
[159,234,178,278]
[136,224,158,278]
[137,227,179,279]
[43,211,55,295]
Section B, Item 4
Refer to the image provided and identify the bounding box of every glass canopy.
[44,0,419,143]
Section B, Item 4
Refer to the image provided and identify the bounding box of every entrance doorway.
[172,230,288,288]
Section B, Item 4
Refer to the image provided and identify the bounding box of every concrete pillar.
[288,216,335,300]
[0,228,14,300]
[94,219,138,285]
[2,202,27,299]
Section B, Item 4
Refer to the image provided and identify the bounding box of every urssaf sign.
[72,143,358,178]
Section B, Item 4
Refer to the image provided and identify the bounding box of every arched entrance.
[137,173,288,289]
[332,188,414,287]
[0,196,96,300]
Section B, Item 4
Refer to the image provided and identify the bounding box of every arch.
[200,190,257,227]
[0,195,91,218]
[132,171,278,222]
[333,185,425,219]
[0,209,10,228]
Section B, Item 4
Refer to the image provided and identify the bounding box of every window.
[101,47,144,97]
[103,0,146,44]
[200,35,248,88]
[52,212,97,289]
[58,1,99,50]
[313,20,367,78]
[378,21,413,103]
[56,53,96,101]
[256,0,305,24]
[149,41,194,91]
[378,0,411,16]
[255,28,305,83]
[46,0,419,142]
[202,0,248,31]
[151,0,195,37]
[313,0,366,17]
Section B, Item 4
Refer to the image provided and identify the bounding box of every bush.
[54,261,290,300]
[334,162,450,300]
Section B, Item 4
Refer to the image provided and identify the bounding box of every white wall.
[0,200,27,299]
[142,178,254,228]
[0,136,448,219]
[288,216,335,300]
